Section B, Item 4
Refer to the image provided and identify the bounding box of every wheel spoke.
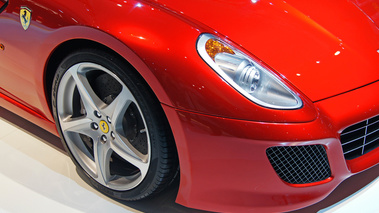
[68,64,104,114]
[60,116,93,136]
[94,140,112,185]
[111,132,149,176]
[103,87,134,124]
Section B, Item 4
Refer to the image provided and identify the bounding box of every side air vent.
[266,145,331,184]
[340,115,379,160]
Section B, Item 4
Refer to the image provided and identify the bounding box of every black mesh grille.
[266,145,331,184]
[340,115,379,160]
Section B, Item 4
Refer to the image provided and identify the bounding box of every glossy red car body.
[0,0,378,212]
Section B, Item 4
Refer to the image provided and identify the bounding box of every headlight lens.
[197,34,302,109]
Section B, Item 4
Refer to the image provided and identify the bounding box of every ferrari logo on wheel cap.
[20,7,32,30]
[99,120,109,134]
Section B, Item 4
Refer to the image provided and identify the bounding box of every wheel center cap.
[99,120,109,133]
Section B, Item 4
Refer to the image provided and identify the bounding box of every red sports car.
[0,0,378,212]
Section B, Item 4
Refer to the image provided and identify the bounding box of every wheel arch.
[43,28,174,116]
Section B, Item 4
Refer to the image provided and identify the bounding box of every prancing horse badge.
[20,7,32,30]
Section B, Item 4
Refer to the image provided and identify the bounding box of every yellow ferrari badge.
[20,7,32,30]
[99,120,109,134]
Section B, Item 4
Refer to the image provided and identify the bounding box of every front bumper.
[162,81,379,212]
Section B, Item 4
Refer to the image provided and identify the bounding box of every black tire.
[51,49,178,200]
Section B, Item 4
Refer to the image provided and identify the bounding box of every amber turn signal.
[205,39,234,60]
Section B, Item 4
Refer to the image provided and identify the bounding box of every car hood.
[152,0,379,102]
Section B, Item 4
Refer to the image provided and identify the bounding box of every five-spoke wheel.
[52,49,177,200]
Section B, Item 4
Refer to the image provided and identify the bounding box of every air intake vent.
[266,145,331,184]
[340,115,379,160]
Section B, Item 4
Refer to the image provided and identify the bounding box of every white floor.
[0,108,378,213]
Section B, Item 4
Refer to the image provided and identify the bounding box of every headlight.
[197,34,302,109]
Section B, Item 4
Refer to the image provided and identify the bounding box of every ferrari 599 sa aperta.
[0,0,378,212]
